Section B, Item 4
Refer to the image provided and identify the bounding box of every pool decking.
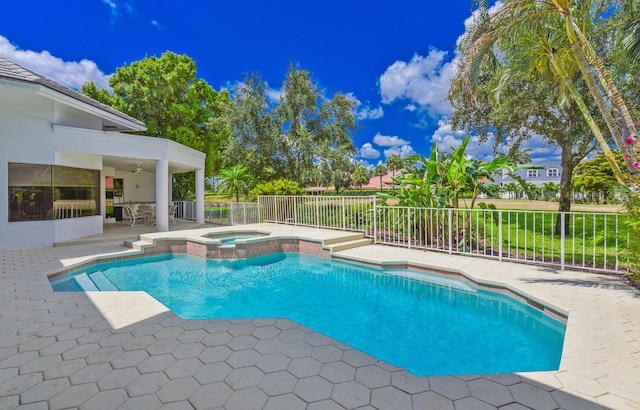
[1,223,639,409]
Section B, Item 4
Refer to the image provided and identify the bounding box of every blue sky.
[0,0,560,167]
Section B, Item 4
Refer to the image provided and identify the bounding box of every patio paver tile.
[0,224,638,409]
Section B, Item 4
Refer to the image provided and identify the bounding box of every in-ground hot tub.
[204,232,270,247]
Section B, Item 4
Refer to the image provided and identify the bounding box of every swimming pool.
[51,252,566,376]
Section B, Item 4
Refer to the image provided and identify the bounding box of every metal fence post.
[560,212,565,271]
[448,209,453,255]
[373,197,377,243]
[408,208,412,250]
[342,196,346,231]
[498,210,503,262]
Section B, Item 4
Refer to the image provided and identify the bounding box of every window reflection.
[8,163,100,222]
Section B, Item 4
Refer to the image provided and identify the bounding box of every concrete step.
[323,232,366,245]
[74,273,99,291]
[88,271,118,291]
[325,238,373,253]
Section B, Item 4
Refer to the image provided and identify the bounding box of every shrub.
[250,179,305,198]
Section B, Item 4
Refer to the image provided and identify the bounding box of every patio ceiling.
[102,156,199,175]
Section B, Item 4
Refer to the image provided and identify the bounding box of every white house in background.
[499,161,563,198]
[0,57,205,250]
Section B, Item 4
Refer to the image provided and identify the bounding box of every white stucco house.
[0,57,205,250]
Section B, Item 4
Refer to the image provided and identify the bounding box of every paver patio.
[1,223,638,409]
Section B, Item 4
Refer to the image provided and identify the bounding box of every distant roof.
[0,57,145,131]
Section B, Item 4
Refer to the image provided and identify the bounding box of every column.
[155,159,169,231]
[195,168,205,223]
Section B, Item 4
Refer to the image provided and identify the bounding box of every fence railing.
[258,195,376,236]
[175,196,630,274]
[174,201,262,225]
[373,206,629,274]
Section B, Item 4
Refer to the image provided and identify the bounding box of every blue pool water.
[51,253,566,376]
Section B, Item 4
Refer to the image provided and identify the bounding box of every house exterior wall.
[500,162,563,187]
[0,84,96,249]
[1,78,205,250]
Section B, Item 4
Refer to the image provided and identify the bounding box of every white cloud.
[150,20,164,30]
[359,143,381,159]
[354,158,375,170]
[102,0,135,25]
[357,105,384,120]
[373,133,410,147]
[0,35,111,89]
[384,145,416,159]
[429,120,563,163]
[265,86,283,103]
[379,49,455,117]
[429,120,494,160]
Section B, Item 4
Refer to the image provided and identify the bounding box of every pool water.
[51,253,566,376]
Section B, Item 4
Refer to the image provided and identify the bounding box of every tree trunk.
[555,147,574,235]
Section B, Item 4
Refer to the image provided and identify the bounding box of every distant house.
[0,57,206,250]
[361,171,397,190]
[499,161,562,198]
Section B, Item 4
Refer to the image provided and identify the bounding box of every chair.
[168,204,177,224]
[123,205,145,226]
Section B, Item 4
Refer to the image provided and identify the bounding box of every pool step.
[325,238,373,253]
[74,273,99,292]
[88,271,119,291]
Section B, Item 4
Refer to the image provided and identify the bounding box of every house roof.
[0,57,145,132]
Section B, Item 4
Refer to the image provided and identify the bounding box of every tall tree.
[462,0,639,181]
[573,151,625,203]
[223,63,358,185]
[450,48,598,215]
[222,73,281,181]
[81,51,229,198]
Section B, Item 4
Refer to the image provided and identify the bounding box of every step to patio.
[322,232,369,245]
[324,238,373,253]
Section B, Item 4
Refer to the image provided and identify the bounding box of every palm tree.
[352,166,372,194]
[373,164,387,191]
[464,0,639,178]
[386,154,404,176]
[217,165,253,202]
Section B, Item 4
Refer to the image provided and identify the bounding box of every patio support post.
[195,168,205,223]
[155,159,169,231]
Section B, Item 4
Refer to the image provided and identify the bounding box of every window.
[8,163,100,222]
[546,168,559,177]
[526,169,539,178]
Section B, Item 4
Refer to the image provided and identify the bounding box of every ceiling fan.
[131,164,151,174]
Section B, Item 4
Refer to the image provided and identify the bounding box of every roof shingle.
[0,56,145,130]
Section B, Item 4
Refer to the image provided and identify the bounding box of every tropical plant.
[381,135,534,209]
[619,185,640,284]
[216,165,253,202]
